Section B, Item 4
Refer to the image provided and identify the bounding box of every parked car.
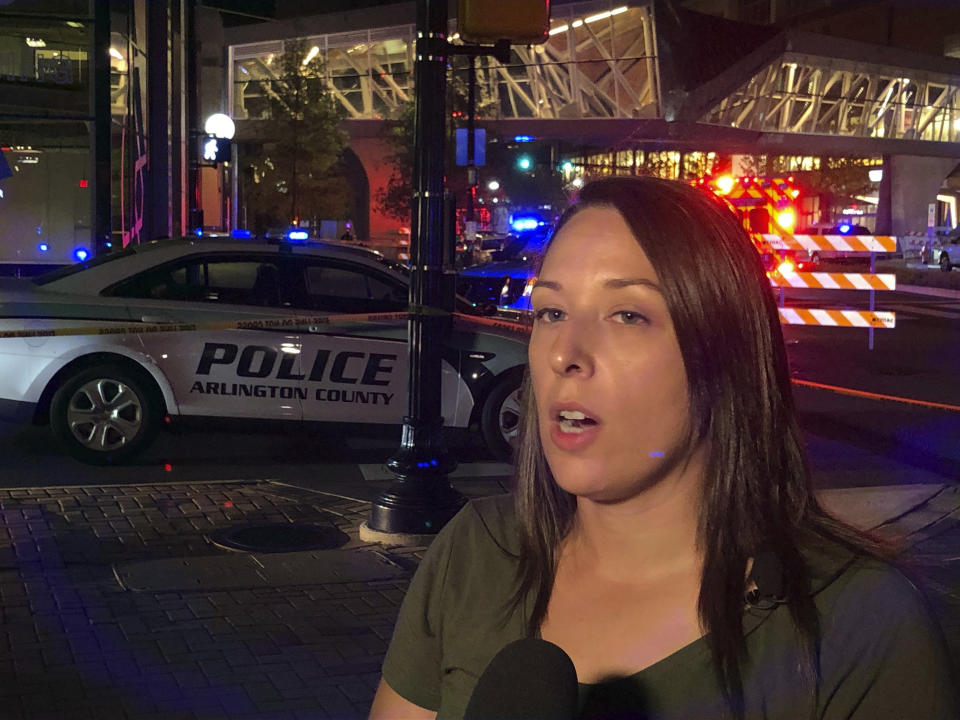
[457,225,552,312]
[0,239,527,463]
[926,229,959,272]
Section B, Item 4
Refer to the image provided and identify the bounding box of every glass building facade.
[0,0,191,270]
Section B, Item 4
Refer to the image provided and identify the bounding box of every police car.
[457,223,552,312]
[0,239,528,464]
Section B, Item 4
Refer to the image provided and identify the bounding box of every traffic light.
[516,154,533,172]
[457,0,551,44]
[200,136,231,164]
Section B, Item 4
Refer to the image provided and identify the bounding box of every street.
[0,287,957,719]
[1,286,957,492]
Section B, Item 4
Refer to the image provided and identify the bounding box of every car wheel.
[940,253,952,272]
[480,369,524,462]
[50,364,161,465]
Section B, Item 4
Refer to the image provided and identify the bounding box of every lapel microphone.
[745,550,786,608]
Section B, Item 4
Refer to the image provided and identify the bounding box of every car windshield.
[499,226,551,260]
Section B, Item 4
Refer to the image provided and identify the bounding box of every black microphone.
[464,638,579,720]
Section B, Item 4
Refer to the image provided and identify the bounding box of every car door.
[285,255,471,427]
[108,252,303,420]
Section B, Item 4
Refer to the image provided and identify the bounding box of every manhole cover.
[210,523,349,553]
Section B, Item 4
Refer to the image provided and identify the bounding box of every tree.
[374,60,472,225]
[374,103,416,225]
[241,40,349,234]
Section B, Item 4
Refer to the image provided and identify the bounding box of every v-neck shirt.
[381,494,957,719]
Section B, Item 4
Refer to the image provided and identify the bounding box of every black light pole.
[365,0,466,537]
[91,0,112,256]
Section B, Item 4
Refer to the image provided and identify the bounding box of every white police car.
[0,240,527,464]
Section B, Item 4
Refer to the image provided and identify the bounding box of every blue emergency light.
[74,247,89,262]
[838,223,852,234]
[513,135,534,143]
[231,229,252,239]
[511,216,541,232]
[38,243,48,252]
[286,229,309,241]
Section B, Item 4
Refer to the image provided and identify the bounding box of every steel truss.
[463,2,659,120]
[705,53,960,143]
[230,2,659,122]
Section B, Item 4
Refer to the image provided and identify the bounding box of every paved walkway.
[0,476,957,719]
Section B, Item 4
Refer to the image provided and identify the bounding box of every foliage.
[374,62,472,225]
[241,40,349,234]
[805,158,876,207]
[374,103,416,225]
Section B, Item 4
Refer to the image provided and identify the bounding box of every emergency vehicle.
[0,239,529,464]
[696,174,811,273]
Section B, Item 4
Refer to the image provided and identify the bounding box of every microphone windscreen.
[464,638,579,720]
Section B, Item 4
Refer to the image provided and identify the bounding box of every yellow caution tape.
[0,311,410,340]
[0,308,537,340]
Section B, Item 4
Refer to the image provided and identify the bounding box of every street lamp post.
[362,0,466,539]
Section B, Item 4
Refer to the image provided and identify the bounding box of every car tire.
[50,364,161,465]
[940,253,952,272]
[480,369,524,462]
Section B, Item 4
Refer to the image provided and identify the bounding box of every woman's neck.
[563,456,705,584]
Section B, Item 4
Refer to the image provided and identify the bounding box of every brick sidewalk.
[0,481,419,720]
[0,480,956,719]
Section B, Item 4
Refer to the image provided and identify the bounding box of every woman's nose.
[548,324,594,378]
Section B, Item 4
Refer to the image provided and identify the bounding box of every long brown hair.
[511,176,889,717]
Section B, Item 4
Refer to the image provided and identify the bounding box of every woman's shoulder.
[803,537,948,658]
[805,541,958,716]
[435,493,520,558]
[802,536,920,611]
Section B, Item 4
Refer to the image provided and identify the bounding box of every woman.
[369,177,957,719]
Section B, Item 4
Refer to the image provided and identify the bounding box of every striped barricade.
[761,234,898,254]
[761,235,899,341]
[778,308,896,328]
[768,271,896,291]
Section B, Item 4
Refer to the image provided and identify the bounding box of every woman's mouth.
[557,409,598,434]
[549,405,602,451]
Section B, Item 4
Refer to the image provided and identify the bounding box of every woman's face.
[528,206,697,503]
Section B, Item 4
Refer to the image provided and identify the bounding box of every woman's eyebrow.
[604,277,662,293]
[533,278,663,293]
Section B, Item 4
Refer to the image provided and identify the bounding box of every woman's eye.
[614,310,647,325]
[534,307,565,323]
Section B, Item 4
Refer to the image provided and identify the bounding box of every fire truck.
[696,174,813,273]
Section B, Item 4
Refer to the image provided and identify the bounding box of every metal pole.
[92,0,112,256]
[466,56,476,223]
[869,251,876,350]
[185,0,201,233]
[365,0,465,537]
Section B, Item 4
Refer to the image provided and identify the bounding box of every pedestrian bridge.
[229,0,960,150]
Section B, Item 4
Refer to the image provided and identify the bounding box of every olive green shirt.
[382,494,958,719]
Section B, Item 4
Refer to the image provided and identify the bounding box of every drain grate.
[210,522,349,553]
